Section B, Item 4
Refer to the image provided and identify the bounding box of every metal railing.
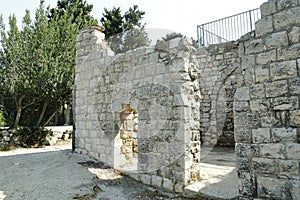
[197,8,261,47]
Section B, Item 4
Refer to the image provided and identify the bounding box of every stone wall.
[74,29,201,192]
[234,0,300,199]
[75,0,300,198]
[197,42,241,147]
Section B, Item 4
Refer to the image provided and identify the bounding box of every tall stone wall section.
[197,42,241,147]
[234,0,300,199]
[75,29,201,192]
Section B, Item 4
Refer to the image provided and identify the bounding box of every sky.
[0,0,267,41]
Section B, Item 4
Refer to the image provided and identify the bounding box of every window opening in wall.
[114,103,138,171]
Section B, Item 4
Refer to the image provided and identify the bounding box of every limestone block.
[250,99,269,112]
[271,128,297,142]
[235,126,252,143]
[237,171,256,196]
[255,16,274,37]
[254,65,269,83]
[245,39,266,54]
[234,101,249,112]
[277,0,299,11]
[285,143,300,160]
[234,86,250,101]
[152,175,163,187]
[265,31,288,49]
[270,60,297,81]
[250,84,265,99]
[162,178,174,191]
[277,43,300,61]
[289,77,300,95]
[290,110,300,127]
[140,174,152,185]
[236,158,250,170]
[260,143,285,159]
[260,112,281,127]
[288,27,300,44]
[266,80,288,98]
[236,143,259,158]
[260,1,277,17]
[252,128,270,143]
[276,160,299,179]
[274,7,300,30]
[257,175,298,199]
[174,182,184,193]
[251,157,276,173]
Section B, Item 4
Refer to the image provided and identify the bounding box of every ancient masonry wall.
[234,0,300,199]
[197,42,241,147]
[75,30,201,192]
[75,0,299,198]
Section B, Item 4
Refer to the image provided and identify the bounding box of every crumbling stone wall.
[235,0,300,199]
[75,29,201,192]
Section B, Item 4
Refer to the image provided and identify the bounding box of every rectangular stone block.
[140,174,152,185]
[250,99,269,112]
[254,65,270,83]
[277,44,300,61]
[245,39,266,54]
[270,60,297,81]
[272,96,298,110]
[236,143,259,158]
[288,27,300,44]
[260,1,277,17]
[271,127,297,142]
[260,143,285,159]
[237,171,256,196]
[257,175,289,199]
[266,80,288,98]
[252,128,270,143]
[265,31,288,49]
[250,84,265,99]
[276,160,299,179]
[290,110,300,127]
[234,86,250,101]
[255,16,274,37]
[152,175,163,187]
[251,157,276,173]
[274,7,300,30]
[285,143,300,160]
[162,178,174,191]
[289,77,300,95]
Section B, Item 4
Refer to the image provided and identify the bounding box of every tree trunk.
[14,95,25,128]
[65,102,71,125]
[43,111,56,127]
[36,101,48,127]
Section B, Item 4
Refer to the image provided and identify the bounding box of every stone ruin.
[74,0,299,199]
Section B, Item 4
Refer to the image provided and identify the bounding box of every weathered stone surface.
[289,77,300,95]
[260,1,277,16]
[285,143,300,160]
[257,176,294,199]
[254,65,269,83]
[252,128,270,143]
[265,31,289,49]
[271,128,297,142]
[272,96,299,110]
[276,160,299,179]
[255,16,273,36]
[234,87,250,101]
[252,157,276,173]
[289,110,300,127]
[260,144,285,159]
[266,80,288,98]
[270,60,297,81]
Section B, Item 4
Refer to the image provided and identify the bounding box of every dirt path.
[0,144,188,200]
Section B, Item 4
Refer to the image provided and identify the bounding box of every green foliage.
[14,126,52,147]
[101,5,150,53]
[162,32,183,42]
[0,0,96,128]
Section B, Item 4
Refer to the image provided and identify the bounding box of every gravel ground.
[0,144,190,200]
